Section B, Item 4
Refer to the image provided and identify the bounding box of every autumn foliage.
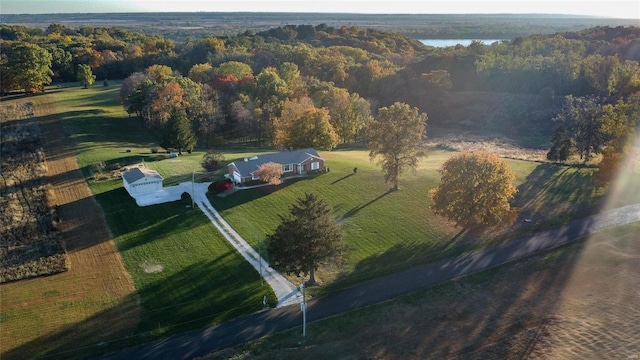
[429,151,518,229]
[255,162,284,185]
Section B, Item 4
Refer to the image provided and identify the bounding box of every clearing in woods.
[0,93,138,360]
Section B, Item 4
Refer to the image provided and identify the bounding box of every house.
[122,167,164,196]
[227,148,324,184]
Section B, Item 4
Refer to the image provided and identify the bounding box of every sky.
[1,0,639,19]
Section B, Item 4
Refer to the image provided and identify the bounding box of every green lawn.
[50,83,276,337]
[210,150,605,292]
[44,83,609,333]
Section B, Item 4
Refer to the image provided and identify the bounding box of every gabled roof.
[122,167,163,184]
[229,148,323,177]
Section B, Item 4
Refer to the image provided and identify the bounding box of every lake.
[419,39,504,47]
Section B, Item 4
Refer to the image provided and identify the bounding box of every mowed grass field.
[2,83,624,358]
[210,147,606,292]
[0,84,274,360]
[55,83,277,336]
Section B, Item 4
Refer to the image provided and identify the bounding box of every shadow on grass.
[513,162,602,231]
[302,216,597,358]
[93,187,209,252]
[209,177,308,211]
[339,188,394,220]
[0,88,65,102]
[2,254,270,360]
[330,173,354,184]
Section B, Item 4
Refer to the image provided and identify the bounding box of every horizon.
[1,0,639,19]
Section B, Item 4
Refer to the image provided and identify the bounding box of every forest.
[2,22,640,184]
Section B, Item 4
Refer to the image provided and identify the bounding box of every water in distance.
[420,39,503,47]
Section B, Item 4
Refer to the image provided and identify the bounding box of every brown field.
[0,95,138,359]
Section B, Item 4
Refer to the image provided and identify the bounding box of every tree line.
[2,23,639,187]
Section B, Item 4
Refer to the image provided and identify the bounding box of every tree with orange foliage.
[151,81,184,126]
[255,162,284,185]
[430,151,518,230]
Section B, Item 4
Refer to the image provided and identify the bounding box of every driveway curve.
[131,181,301,308]
[100,198,640,360]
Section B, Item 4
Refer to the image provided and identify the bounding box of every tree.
[267,193,344,284]
[200,149,225,172]
[145,64,173,82]
[546,125,574,162]
[368,102,427,190]
[429,151,518,230]
[77,64,96,88]
[161,109,196,155]
[554,95,606,161]
[4,42,53,93]
[216,61,253,79]
[273,97,339,150]
[255,162,284,185]
[188,63,213,84]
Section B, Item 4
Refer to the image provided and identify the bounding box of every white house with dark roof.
[122,167,164,196]
[227,148,324,184]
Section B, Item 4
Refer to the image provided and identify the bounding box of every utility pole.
[191,169,195,209]
[300,280,307,337]
[258,233,263,286]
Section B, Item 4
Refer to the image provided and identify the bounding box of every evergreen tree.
[267,193,344,285]
[161,109,196,155]
[547,126,574,162]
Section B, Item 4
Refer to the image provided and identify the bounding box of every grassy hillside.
[1,84,276,359]
[208,221,640,359]
[210,149,605,292]
[55,83,278,336]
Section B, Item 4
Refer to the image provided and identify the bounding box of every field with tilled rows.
[0,92,138,360]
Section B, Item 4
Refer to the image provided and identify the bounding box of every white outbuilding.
[122,167,163,196]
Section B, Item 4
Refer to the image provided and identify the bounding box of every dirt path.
[1,95,139,359]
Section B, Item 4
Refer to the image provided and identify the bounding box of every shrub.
[151,147,159,153]
[201,149,225,172]
[90,161,106,174]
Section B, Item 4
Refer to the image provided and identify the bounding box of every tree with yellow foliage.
[430,151,518,229]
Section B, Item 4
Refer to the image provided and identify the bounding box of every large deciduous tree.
[368,102,427,190]
[255,162,284,185]
[267,193,344,285]
[77,64,96,88]
[273,97,339,150]
[429,151,518,230]
[4,42,53,93]
[551,95,606,161]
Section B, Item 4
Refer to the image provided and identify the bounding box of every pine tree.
[267,193,344,285]
[161,109,196,154]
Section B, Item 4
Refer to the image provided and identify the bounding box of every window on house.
[282,164,293,172]
[311,162,320,170]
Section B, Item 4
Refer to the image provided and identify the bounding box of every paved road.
[98,203,640,360]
